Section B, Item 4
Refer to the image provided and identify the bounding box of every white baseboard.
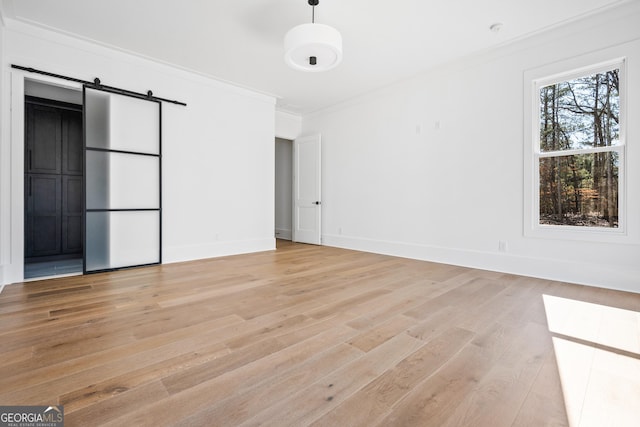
[163,237,276,264]
[0,263,23,287]
[275,228,292,240]
[322,234,640,294]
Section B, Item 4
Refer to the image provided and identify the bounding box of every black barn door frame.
[82,85,162,274]
[12,64,186,277]
[11,64,187,106]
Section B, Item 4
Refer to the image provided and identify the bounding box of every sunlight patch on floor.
[543,295,640,427]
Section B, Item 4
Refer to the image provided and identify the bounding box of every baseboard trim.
[322,234,640,294]
[275,228,292,241]
[163,237,276,264]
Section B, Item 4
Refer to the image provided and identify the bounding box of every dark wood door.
[26,104,62,175]
[62,175,83,254]
[25,174,62,257]
[25,98,83,260]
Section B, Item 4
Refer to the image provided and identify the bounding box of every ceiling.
[0,0,630,114]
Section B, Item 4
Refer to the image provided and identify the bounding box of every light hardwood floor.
[1,241,639,426]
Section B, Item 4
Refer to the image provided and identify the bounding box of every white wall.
[275,110,301,140]
[0,20,276,285]
[275,138,293,240]
[303,2,640,293]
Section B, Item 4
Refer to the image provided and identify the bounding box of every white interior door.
[293,134,321,245]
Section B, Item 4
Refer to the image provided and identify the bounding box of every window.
[525,58,626,240]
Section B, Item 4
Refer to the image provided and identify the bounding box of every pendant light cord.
[308,0,319,23]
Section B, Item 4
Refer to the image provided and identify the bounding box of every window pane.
[86,211,160,271]
[86,151,159,210]
[539,152,619,228]
[85,87,160,154]
[539,69,619,152]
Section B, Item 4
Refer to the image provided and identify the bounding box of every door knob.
[314,201,321,205]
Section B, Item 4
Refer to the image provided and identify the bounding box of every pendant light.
[284,0,343,72]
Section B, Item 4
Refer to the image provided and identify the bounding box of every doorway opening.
[24,81,84,280]
[11,67,173,284]
[275,137,293,241]
[274,134,322,245]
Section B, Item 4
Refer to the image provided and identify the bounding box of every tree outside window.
[537,66,623,229]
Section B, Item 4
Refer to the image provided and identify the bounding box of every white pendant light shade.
[284,23,342,72]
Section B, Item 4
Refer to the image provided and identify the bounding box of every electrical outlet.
[498,240,508,252]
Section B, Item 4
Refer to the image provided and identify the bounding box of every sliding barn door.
[83,86,161,273]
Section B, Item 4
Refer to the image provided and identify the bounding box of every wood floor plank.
[154,327,362,426]
[374,341,499,426]
[437,321,552,427]
[513,350,569,426]
[239,332,425,427]
[99,326,362,426]
[347,314,416,352]
[310,326,475,427]
[64,380,170,427]
[58,341,230,412]
[0,314,244,402]
[1,240,638,426]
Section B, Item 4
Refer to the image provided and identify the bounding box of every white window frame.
[524,56,627,242]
